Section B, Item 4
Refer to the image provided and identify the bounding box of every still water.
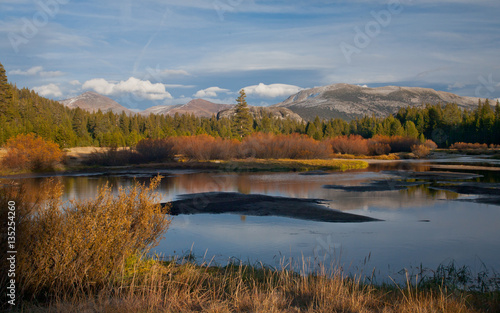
[15,161,500,282]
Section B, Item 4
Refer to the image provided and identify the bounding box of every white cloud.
[33,84,63,98]
[193,86,230,98]
[448,82,466,90]
[40,71,64,78]
[243,83,303,98]
[69,80,81,86]
[9,66,43,76]
[161,69,190,76]
[82,77,172,100]
[9,66,64,77]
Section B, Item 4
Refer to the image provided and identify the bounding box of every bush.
[411,144,431,158]
[2,177,170,299]
[328,135,370,155]
[372,135,420,153]
[241,133,332,159]
[450,142,488,151]
[368,141,391,156]
[85,147,140,166]
[174,135,240,160]
[135,138,175,162]
[423,139,438,150]
[1,133,64,172]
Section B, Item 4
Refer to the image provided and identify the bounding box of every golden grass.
[217,158,369,172]
[18,257,487,313]
[331,153,401,160]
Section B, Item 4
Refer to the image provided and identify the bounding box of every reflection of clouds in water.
[17,168,459,212]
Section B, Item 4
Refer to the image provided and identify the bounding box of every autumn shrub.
[135,138,175,162]
[328,135,370,155]
[423,139,438,150]
[411,144,431,159]
[241,133,332,159]
[173,134,239,160]
[372,135,420,153]
[367,141,391,156]
[450,142,488,150]
[5,176,170,299]
[85,147,140,166]
[1,133,64,172]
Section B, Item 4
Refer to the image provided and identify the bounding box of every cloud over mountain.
[82,77,172,101]
[193,86,231,98]
[33,83,63,98]
[243,83,303,98]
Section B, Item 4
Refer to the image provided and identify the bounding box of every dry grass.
[16,258,487,313]
[218,158,369,172]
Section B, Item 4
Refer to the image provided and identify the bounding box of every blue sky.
[1,0,499,110]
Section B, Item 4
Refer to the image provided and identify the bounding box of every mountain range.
[272,83,480,121]
[141,99,233,117]
[60,84,483,121]
[60,91,135,115]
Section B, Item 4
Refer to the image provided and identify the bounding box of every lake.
[14,159,500,283]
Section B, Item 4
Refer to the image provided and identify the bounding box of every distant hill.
[60,91,135,115]
[142,99,233,117]
[217,106,303,123]
[272,83,480,121]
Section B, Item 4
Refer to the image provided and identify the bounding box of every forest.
[1,62,500,148]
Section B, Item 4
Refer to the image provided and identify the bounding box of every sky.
[1,0,499,111]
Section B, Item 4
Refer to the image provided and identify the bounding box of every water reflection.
[13,164,491,212]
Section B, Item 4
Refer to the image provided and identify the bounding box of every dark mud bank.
[164,192,380,223]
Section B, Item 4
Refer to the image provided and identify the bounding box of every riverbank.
[16,256,498,313]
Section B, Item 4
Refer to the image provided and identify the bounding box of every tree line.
[1,61,499,148]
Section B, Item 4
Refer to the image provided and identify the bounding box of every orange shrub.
[135,138,175,162]
[328,135,370,155]
[173,135,239,160]
[450,142,488,150]
[368,141,391,156]
[85,147,140,166]
[241,133,331,159]
[372,135,419,153]
[423,139,438,150]
[2,133,64,172]
[411,144,431,158]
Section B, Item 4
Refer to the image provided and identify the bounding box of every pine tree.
[404,121,419,139]
[0,62,13,113]
[232,89,253,138]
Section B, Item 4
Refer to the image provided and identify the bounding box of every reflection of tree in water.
[401,183,459,200]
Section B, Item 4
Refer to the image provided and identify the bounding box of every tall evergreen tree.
[232,89,253,138]
[0,62,13,113]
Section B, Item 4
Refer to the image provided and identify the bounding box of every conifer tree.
[232,89,253,138]
[0,62,13,112]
